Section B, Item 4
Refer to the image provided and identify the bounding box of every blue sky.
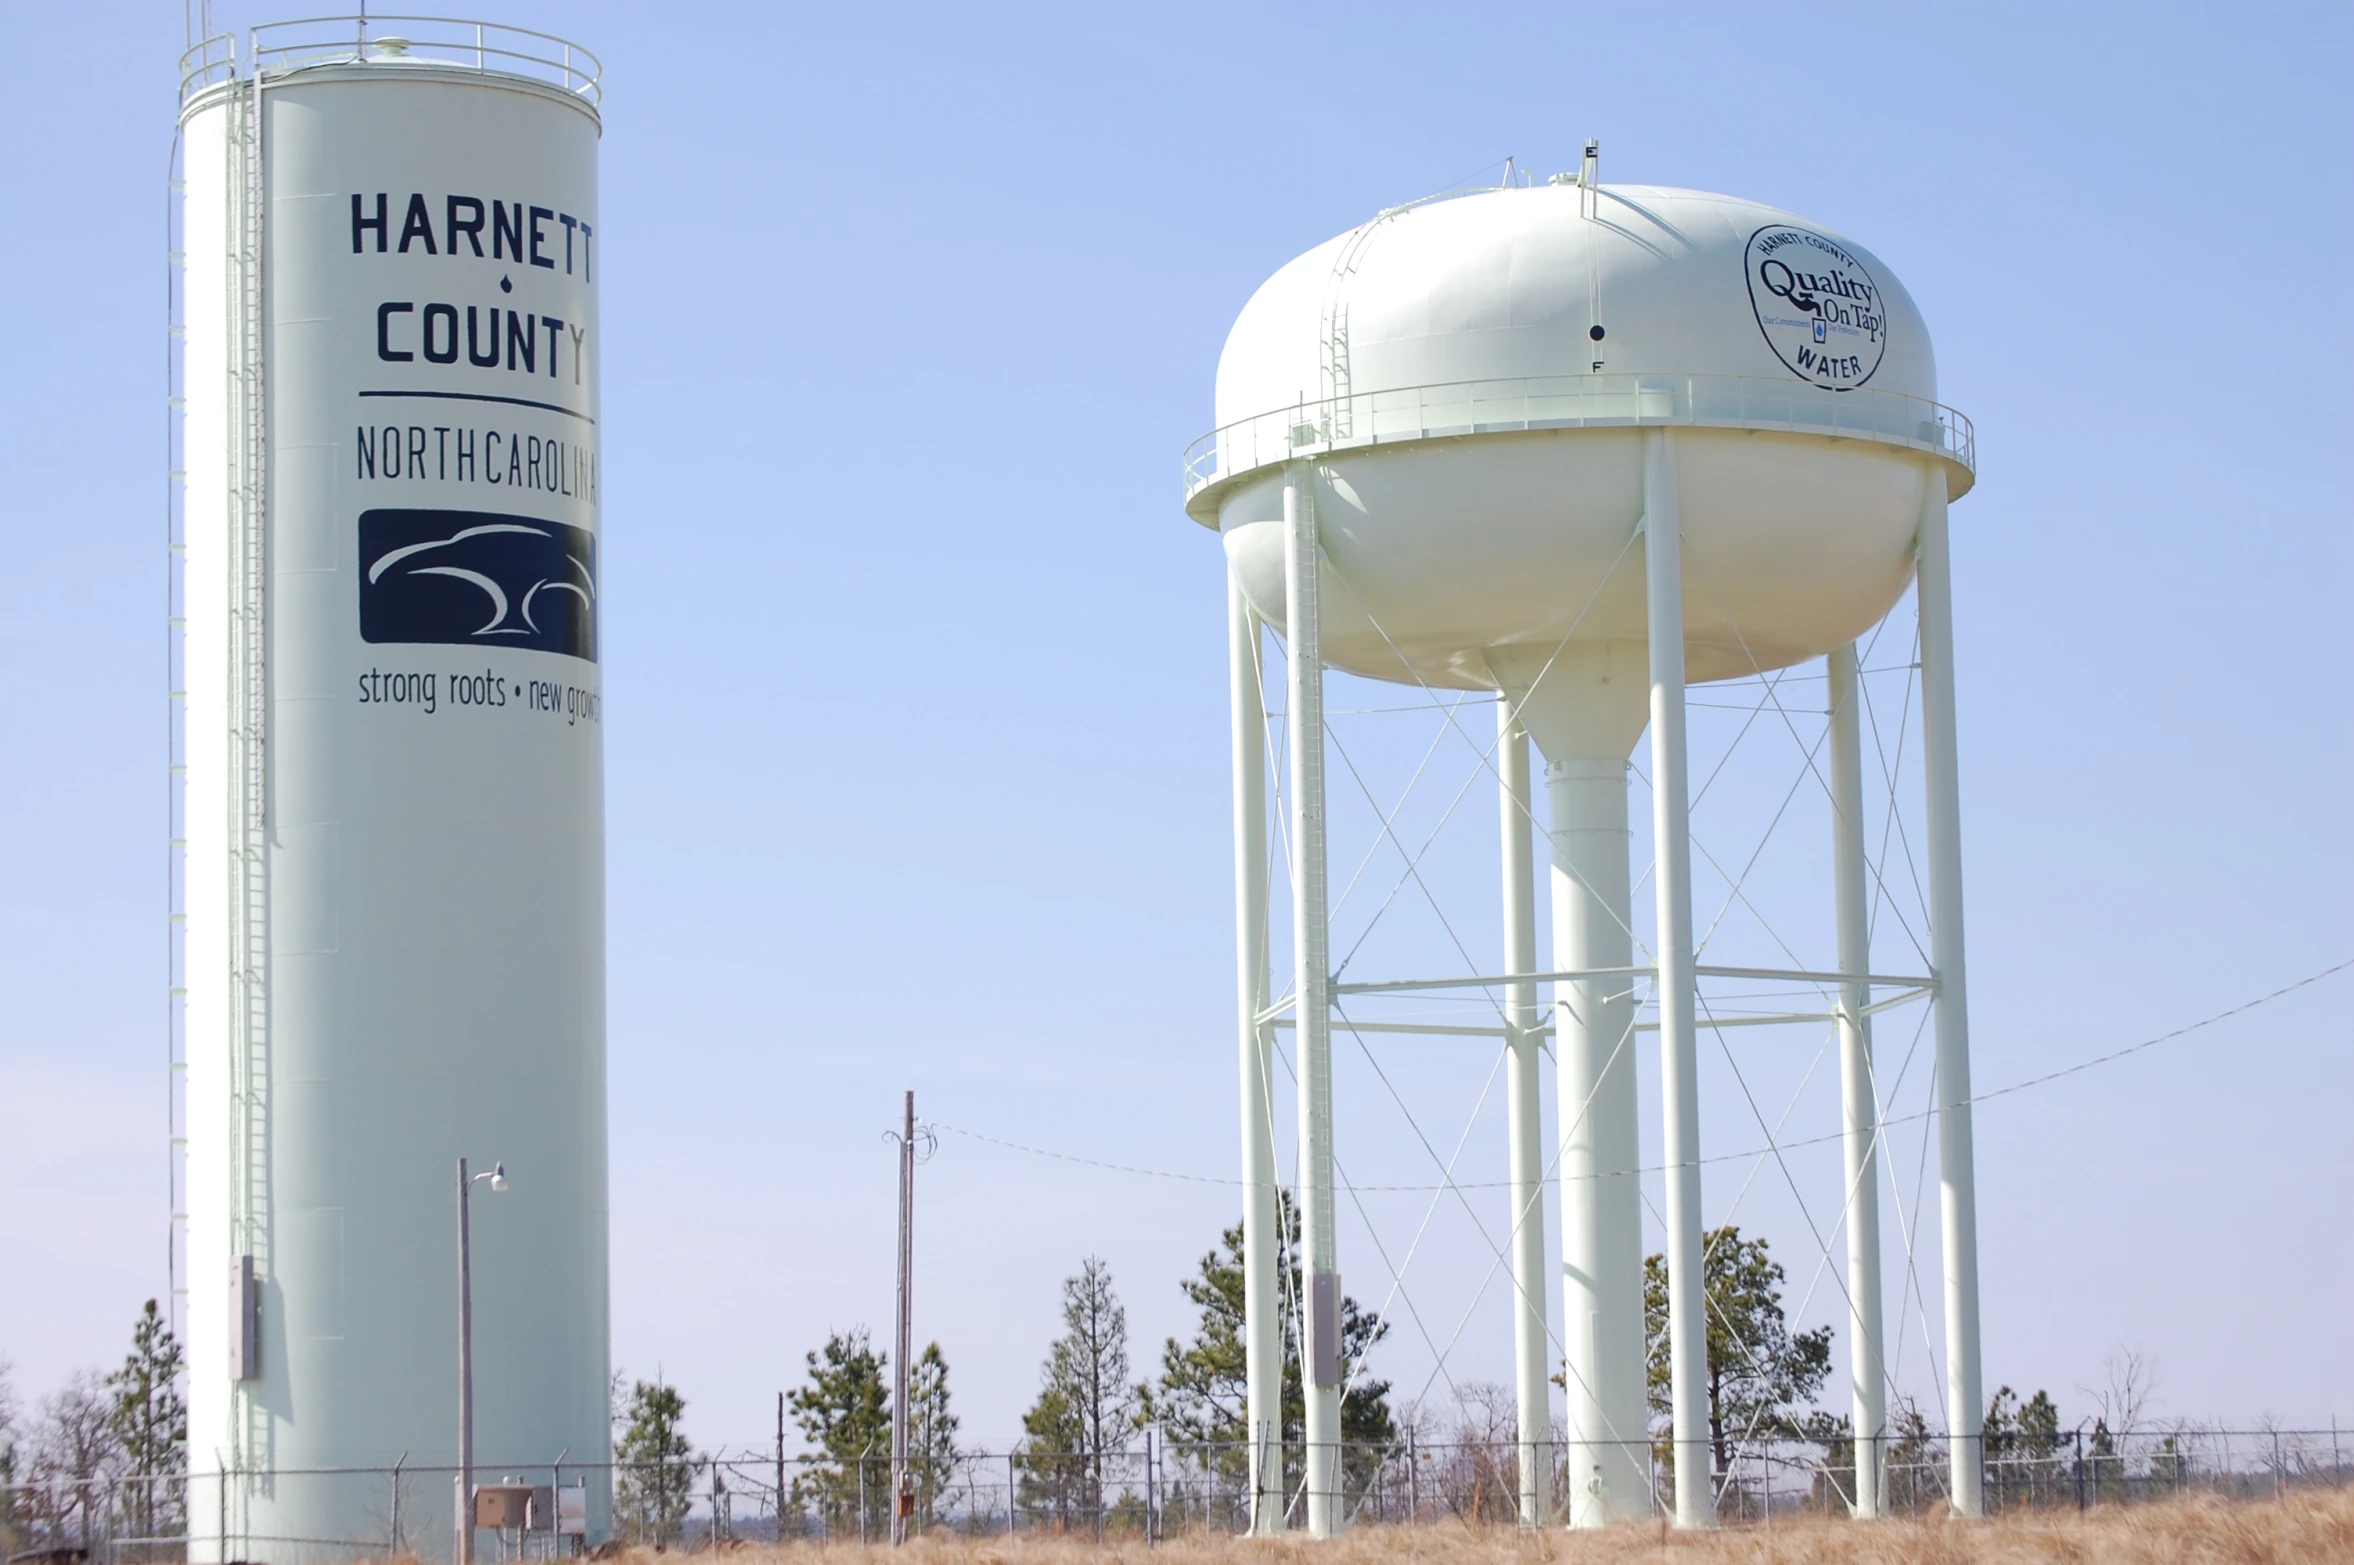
[1,1,2349,1454]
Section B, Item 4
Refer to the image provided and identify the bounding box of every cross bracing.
[1225,489,1978,1529]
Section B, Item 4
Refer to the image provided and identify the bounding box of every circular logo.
[1744,224,1887,391]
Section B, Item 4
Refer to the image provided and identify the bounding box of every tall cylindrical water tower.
[177,20,609,1559]
[1191,153,1981,1532]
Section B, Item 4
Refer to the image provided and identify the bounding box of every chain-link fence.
[6,1426,2348,1560]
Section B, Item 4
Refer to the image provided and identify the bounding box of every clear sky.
[2,1,2349,1458]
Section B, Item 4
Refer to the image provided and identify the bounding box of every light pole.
[891,1093,913,1547]
[456,1157,508,1565]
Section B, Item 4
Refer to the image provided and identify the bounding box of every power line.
[1963,955,2354,1106]
[933,956,2354,1192]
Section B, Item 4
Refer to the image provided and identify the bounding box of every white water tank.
[1188,177,1975,690]
[178,21,608,1559]
[1185,166,1977,1527]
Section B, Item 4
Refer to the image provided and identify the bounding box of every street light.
[457,1158,508,1565]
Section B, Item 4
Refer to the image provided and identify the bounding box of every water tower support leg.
[1283,463,1343,1538]
[1643,428,1711,1530]
[1829,643,1886,1519]
[1915,467,1985,1518]
[1228,573,1284,1536]
[1498,701,1549,1527]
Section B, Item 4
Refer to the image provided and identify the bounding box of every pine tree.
[612,1380,698,1544]
[905,1343,959,1529]
[106,1300,186,1539]
[1017,1383,1087,1524]
[1986,1384,2066,1503]
[1141,1193,1394,1488]
[2090,1417,2123,1502]
[1642,1225,1833,1500]
[786,1330,890,1537]
[1020,1258,1133,1527]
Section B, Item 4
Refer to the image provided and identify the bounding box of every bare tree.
[0,1359,23,1554]
[24,1372,123,1546]
[2088,1347,2159,1436]
[1438,1383,1519,1522]
[0,1358,19,1476]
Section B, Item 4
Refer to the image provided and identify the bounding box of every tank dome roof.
[1215,182,1936,431]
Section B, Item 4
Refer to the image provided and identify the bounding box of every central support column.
[1228,574,1283,1534]
[1549,752,1645,1523]
[1915,465,1986,1518]
[1486,641,1649,1529]
[1828,643,1886,1518]
[1498,702,1550,1527]
[1644,427,1712,1530]
[1283,462,1343,1538]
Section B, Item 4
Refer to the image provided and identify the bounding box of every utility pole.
[891,1090,915,1545]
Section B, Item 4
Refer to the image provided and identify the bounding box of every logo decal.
[359,508,597,662]
[1744,225,1887,391]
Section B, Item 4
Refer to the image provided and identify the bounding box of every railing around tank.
[1182,372,1976,511]
[180,16,602,108]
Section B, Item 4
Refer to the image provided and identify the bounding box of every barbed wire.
[933,955,2354,1192]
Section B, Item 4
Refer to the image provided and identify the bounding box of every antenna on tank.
[1581,139,1600,217]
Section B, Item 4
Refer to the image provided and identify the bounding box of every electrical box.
[554,1484,588,1538]
[473,1485,534,1529]
[230,1256,259,1381]
[1309,1273,1342,1388]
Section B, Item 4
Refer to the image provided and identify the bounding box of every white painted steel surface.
[1829,643,1887,1518]
[1204,183,1970,690]
[1486,650,1647,1525]
[1916,469,1986,1517]
[1496,707,1548,1527]
[1227,580,1284,1535]
[1282,465,1343,1537]
[1640,432,1710,1530]
[181,34,608,1562]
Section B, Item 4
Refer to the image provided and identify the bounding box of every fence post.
[1005,1453,1016,1536]
[1406,1428,1417,1525]
[2074,1431,2086,1511]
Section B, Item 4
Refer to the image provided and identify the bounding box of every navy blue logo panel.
[359,508,597,663]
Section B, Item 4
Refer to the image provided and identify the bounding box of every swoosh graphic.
[408,566,510,634]
[565,553,596,600]
[519,578,592,634]
[366,523,551,584]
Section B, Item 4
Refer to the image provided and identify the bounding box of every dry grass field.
[580,1491,2354,1565]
